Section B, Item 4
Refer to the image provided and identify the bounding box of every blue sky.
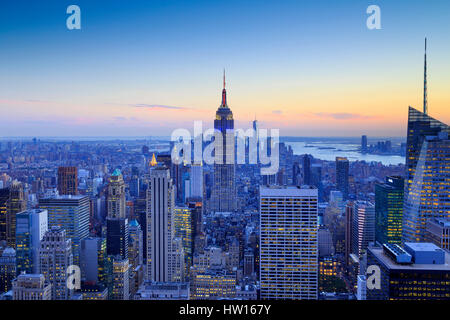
[1,0,449,136]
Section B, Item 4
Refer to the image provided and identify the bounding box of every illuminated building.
[174,206,193,275]
[12,274,51,300]
[105,256,129,300]
[259,186,318,300]
[57,166,78,196]
[39,226,73,300]
[375,176,404,245]
[0,248,15,293]
[351,201,375,257]
[79,283,108,300]
[0,188,9,242]
[425,218,450,250]
[367,243,450,300]
[335,157,349,199]
[402,107,450,242]
[319,256,338,277]
[15,209,48,274]
[190,270,236,300]
[6,181,26,248]
[39,195,89,266]
[210,71,237,213]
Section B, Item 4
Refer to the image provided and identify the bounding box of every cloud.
[272,110,283,115]
[131,104,187,110]
[312,112,378,120]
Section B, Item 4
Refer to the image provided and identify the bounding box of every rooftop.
[260,185,318,197]
[369,244,450,271]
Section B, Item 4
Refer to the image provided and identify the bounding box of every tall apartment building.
[15,209,48,274]
[39,226,73,300]
[259,186,318,300]
[38,195,89,266]
[57,166,78,195]
[12,274,51,300]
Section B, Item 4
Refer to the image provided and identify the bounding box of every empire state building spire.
[221,69,227,107]
[423,37,428,114]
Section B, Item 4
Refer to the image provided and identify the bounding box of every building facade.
[259,186,318,300]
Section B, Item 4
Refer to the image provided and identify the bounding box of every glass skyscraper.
[375,176,404,245]
[38,195,90,267]
[402,107,450,243]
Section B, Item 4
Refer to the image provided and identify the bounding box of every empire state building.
[210,71,237,212]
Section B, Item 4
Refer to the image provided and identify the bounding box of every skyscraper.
[0,188,9,242]
[174,206,193,276]
[361,135,368,153]
[259,186,318,300]
[39,226,73,300]
[107,169,126,219]
[351,201,375,256]
[6,181,26,248]
[106,217,129,260]
[189,164,203,200]
[105,255,130,300]
[402,107,450,242]
[15,209,48,274]
[38,195,90,266]
[106,169,129,260]
[375,176,404,245]
[147,166,175,282]
[57,166,78,196]
[303,154,312,185]
[335,157,349,199]
[80,237,106,284]
[211,72,237,213]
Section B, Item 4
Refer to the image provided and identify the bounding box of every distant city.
[0,1,449,304]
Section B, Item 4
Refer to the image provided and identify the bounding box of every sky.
[1,0,449,137]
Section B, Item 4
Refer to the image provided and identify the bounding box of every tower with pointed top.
[211,71,237,213]
[423,37,428,114]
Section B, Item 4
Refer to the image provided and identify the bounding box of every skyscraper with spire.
[211,71,237,213]
[402,39,450,243]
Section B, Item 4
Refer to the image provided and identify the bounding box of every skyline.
[1,0,450,137]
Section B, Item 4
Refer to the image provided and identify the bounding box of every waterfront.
[285,141,405,165]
